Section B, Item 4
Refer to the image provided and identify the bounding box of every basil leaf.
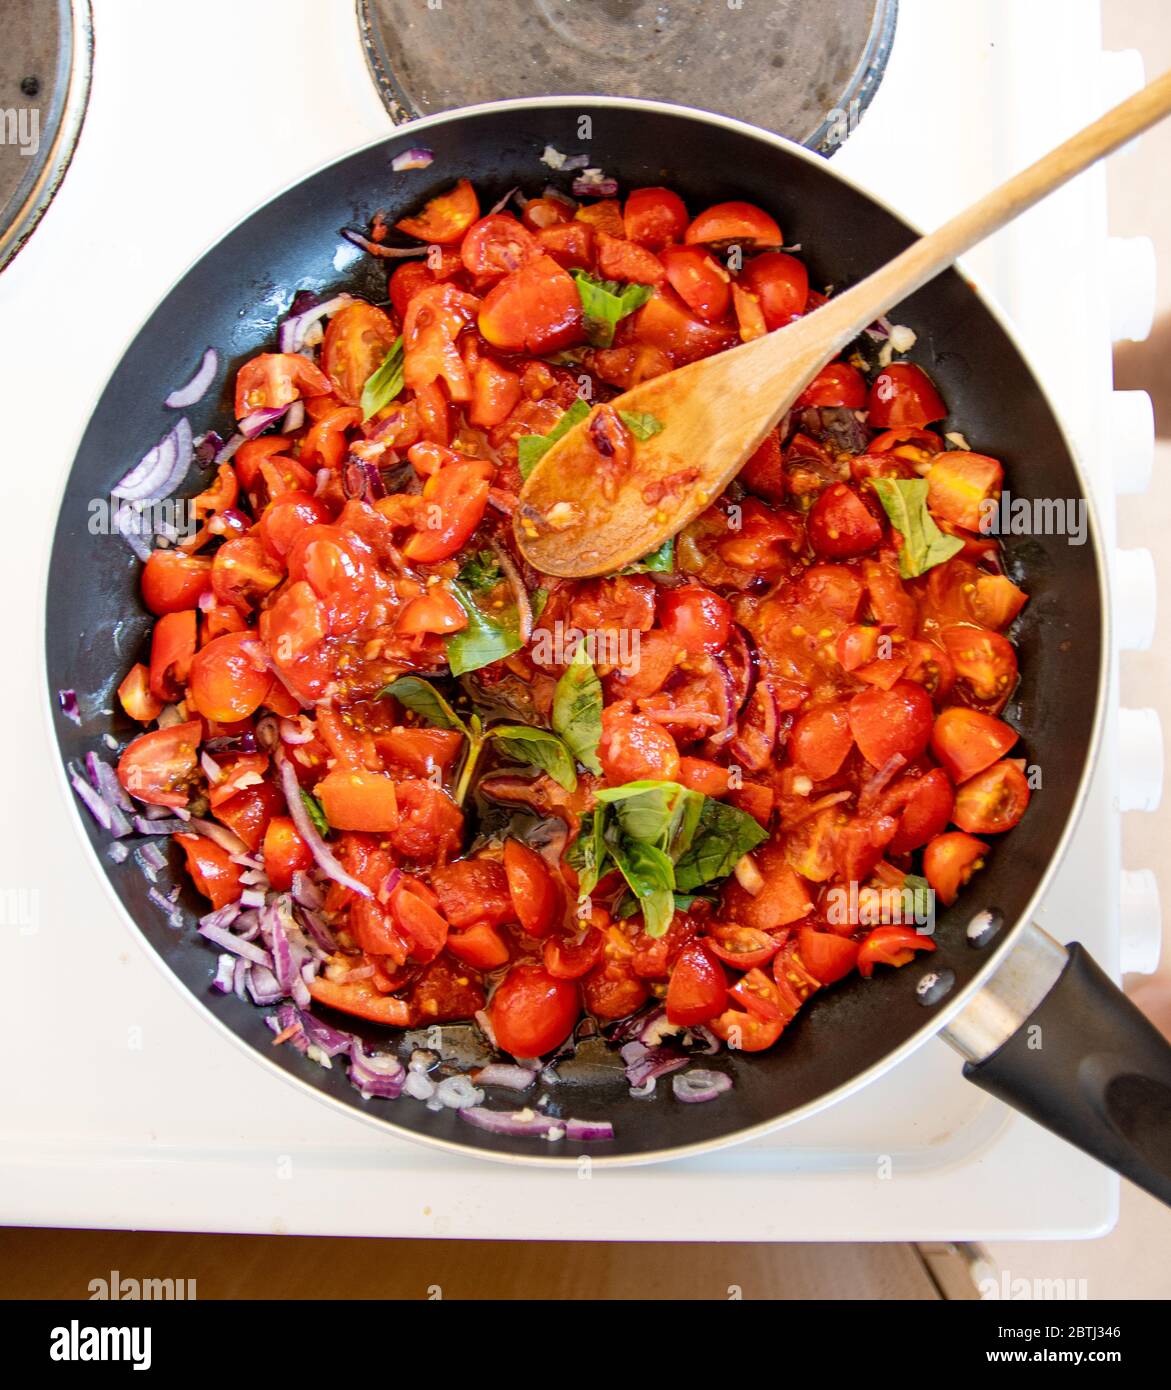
[570,271,654,348]
[378,676,467,735]
[360,337,404,421]
[618,409,664,441]
[609,837,676,939]
[594,780,702,853]
[445,581,524,677]
[489,725,578,792]
[300,790,330,838]
[622,538,674,574]
[673,798,769,893]
[614,890,715,919]
[517,398,591,480]
[457,549,502,592]
[531,587,549,620]
[903,873,935,924]
[567,809,608,897]
[871,476,964,579]
[552,643,603,775]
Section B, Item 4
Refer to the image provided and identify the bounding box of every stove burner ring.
[358,0,897,155]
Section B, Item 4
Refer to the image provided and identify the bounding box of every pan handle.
[943,925,1171,1207]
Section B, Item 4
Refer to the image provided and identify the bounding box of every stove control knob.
[1120,869,1161,976]
[1101,50,1146,157]
[1119,707,1163,812]
[1115,548,1157,650]
[1110,390,1154,495]
[1106,236,1156,343]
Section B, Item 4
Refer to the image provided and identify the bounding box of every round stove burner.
[0,0,93,274]
[358,0,896,154]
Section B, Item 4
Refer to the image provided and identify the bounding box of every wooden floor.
[0,1228,942,1300]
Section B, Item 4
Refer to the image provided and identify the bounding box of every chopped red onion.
[245,963,282,1006]
[215,432,244,463]
[391,147,434,171]
[290,871,324,910]
[473,1063,537,1091]
[282,400,305,434]
[212,954,237,993]
[188,816,248,857]
[672,1069,733,1104]
[164,347,218,408]
[69,763,131,836]
[58,688,81,724]
[564,1117,614,1141]
[435,1075,485,1110]
[198,919,274,968]
[132,814,185,836]
[113,504,153,561]
[278,292,353,354]
[276,752,373,899]
[148,886,184,929]
[487,185,520,215]
[86,751,135,813]
[572,170,618,197]
[238,405,289,437]
[194,430,224,465]
[139,841,168,875]
[349,1039,406,1098]
[341,227,429,259]
[621,1040,690,1089]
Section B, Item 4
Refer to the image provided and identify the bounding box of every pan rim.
[41,93,1110,1169]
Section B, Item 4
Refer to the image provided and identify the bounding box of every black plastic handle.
[964,942,1171,1206]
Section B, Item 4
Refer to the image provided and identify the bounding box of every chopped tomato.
[940,625,1018,708]
[685,200,781,247]
[807,483,884,558]
[884,767,955,854]
[623,186,689,249]
[478,254,583,355]
[598,708,680,784]
[322,301,398,406]
[504,838,561,938]
[117,721,201,807]
[867,363,947,429]
[798,927,859,985]
[402,458,492,564]
[923,831,988,905]
[117,662,163,723]
[429,858,513,929]
[705,923,782,970]
[666,942,727,1026]
[257,492,332,561]
[790,701,854,781]
[631,287,738,365]
[460,213,540,283]
[395,178,480,244]
[262,815,313,891]
[411,955,485,1023]
[396,587,468,635]
[188,631,271,722]
[709,1004,783,1051]
[847,681,934,768]
[930,707,1018,782]
[402,282,481,400]
[211,536,284,614]
[596,230,666,284]
[448,921,511,971]
[926,451,1003,532]
[148,609,198,702]
[658,584,732,654]
[388,880,449,961]
[141,550,212,615]
[544,927,605,980]
[174,833,243,910]
[490,962,579,1057]
[315,767,399,832]
[741,251,808,329]
[308,972,411,1027]
[856,924,935,978]
[794,361,867,409]
[952,759,1031,834]
[234,353,330,419]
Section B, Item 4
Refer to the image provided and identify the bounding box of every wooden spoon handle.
[783,66,1171,365]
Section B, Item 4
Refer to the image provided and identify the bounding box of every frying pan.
[45,98,1171,1197]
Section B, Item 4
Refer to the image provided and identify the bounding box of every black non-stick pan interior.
[45,101,1102,1161]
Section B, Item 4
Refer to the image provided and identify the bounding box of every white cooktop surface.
[0,0,1127,1238]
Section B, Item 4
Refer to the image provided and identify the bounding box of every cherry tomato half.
[952,760,1031,834]
[867,363,947,429]
[490,962,580,1058]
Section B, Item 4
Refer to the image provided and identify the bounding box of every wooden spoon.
[515,69,1171,577]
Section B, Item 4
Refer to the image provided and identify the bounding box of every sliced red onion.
[238,405,289,438]
[473,1063,537,1092]
[859,752,908,813]
[699,657,739,749]
[474,1008,498,1049]
[194,430,224,465]
[289,1006,354,1059]
[278,292,353,354]
[138,841,168,876]
[148,886,184,929]
[489,537,533,644]
[113,504,153,561]
[282,400,305,434]
[200,902,242,933]
[621,1040,690,1089]
[564,1117,614,1142]
[542,183,579,210]
[279,717,313,745]
[203,731,258,756]
[69,763,132,836]
[343,459,387,502]
[198,920,274,968]
[189,816,248,857]
[290,871,324,910]
[728,680,778,771]
[212,954,237,993]
[200,750,222,785]
[132,814,186,836]
[349,1039,406,1099]
[265,896,314,1008]
[391,147,433,171]
[246,963,283,1006]
[214,432,244,463]
[58,689,81,724]
[296,907,337,955]
[639,1006,685,1048]
[572,170,618,197]
[672,1069,733,1104]
[341,227,429,259]
[434,1075,485,1110]
[86,751,135,813]
[487,186,520,215]
[164,347,218,408]
[724,625,759,714]
[276,752,373,899]
[459,1106,565,1138]
[240,888,266,908]
[107,841,130,864]
[113,418,193,502]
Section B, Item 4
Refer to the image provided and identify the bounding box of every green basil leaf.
[457,549,502,592]
[300,790,330,839]
[378,676,468,735]
[594,779,702,853]
[609,837,676,939]
[517,398,591,480]
[618,409,664,441]
[552,643,603,775]
[902,873,935,924]
[489,725,578,792]
[570,271,655,348]
[360,337,404,421]
[673,798,769,893]
[531,587,550,620]
[614,890,715,919]
[566,809,608,897]
[621,537,674,574]
[871,476,964,579]
[445,581,524,677]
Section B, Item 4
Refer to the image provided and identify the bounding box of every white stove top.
[1,0,1158,1239]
